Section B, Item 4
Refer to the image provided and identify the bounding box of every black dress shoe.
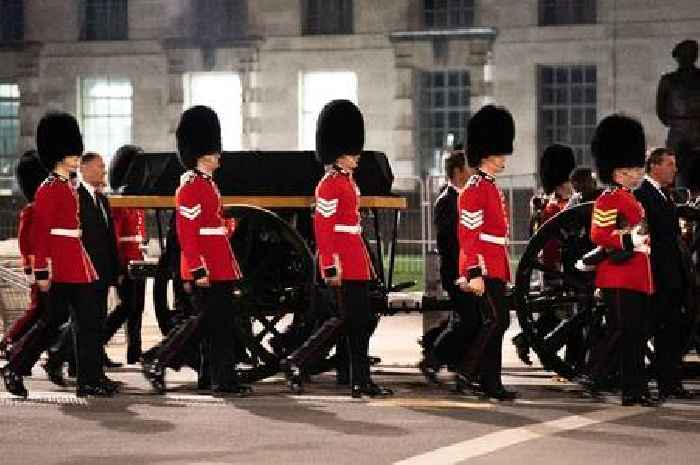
[453,372,482,395]
[368,356,381,366]
[280,358,303,394]
[351,383,394,398]
[142,359,166,394]
[100,376,122,393]
[484,387,518,401]
[104,356,123,369]
[418,359,441,385]
[76,384,115,398]
[622,394,658,407]
[512,334,533,366]
[43,361,66,387]
[212,384,253,397]
[1,367,28,398]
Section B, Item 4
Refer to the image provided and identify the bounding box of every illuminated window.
[184,73,242,151]
[300,71,358,151]
[0,83,20,180]
[80,78,133,162]
[81,0,128,40]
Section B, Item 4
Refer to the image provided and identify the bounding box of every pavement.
[2,310,700,465]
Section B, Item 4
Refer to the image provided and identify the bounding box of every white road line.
[393,407,643,465]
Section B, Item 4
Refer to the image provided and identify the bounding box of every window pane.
[539,0,596,26]
[80,78,132,163]
[424,0,473,28]
[303,0,353,35]
[82,0,128,40]
[538,65,597,167]
[0,0,24,41]
[185,73,243,152]
[300,71,358,150]
[416,69,471,175]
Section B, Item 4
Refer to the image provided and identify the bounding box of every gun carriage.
[514,195,700,380]
[109,150,420,383]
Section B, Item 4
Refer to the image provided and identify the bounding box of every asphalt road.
[1,314,699,465]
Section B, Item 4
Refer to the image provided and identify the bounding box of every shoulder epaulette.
[180,170,198,186]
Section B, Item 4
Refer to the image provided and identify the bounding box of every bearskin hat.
[110,144,144,192]
[466,105,515,168]
[176,105,222,170]
[15,150,48,202]
[540,144,576,194]
[591,114,646,184]
[36,112,84,170]
[315,99,365,165]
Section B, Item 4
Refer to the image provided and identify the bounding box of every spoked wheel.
[514,202,603,379]
[151,205,315,383]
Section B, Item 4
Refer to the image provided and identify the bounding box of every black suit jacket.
[634,178,684,291]
[434,184,460,293]
[78,183,119,288]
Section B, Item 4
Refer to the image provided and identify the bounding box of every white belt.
[199,227,227,236]
[50,228,81,238]
[119,235,143,243]
[479,233,507,245]
[634,244,650,255]
[334,224,362,234]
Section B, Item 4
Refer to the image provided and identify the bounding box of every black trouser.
[149,281,238,388]
[288,281,373,387]
[652,288,685,394]
[461,278,509,392]
[589,289,650,398]
[429,286,480,367]
[104,277,146,361]
[52,283,110,368]
[7,284,103,386]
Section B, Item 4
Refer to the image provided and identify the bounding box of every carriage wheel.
[152,205,315,383]
[513,202,603,379]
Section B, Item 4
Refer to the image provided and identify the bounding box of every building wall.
[1,0,699,181]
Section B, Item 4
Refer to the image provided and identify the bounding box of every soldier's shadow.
[229,397,408,437]
[57,394,183,434]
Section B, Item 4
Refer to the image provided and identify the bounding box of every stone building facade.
[0,0,698,187]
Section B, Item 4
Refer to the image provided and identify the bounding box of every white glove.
[630,225,649,247]
[575,259,595,272]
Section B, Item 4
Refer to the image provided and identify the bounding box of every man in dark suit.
[419,149,479,385]
[45,152,122,384]
[634,147,694,402]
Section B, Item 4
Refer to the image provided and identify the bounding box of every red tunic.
[590,187,654,294]
[458,171,511,283]
[540,195,568,270]
[18,204,34,273]
[112,207,146,269]
[176,170,242,282]
[314,168,372,281]
[32,174,97,283]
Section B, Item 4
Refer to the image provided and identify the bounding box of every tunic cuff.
[35,270,49,281]
[191,267,208,281]
[467,267,483,279]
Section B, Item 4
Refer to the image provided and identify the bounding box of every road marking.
[369,398,494,409]
[393,407,643,465]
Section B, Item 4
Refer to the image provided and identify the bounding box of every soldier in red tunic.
[0,151,47,359]
[142,106,251,395]
[582,114,657,406]
[103,145,148,364]
[456,105,518,400]
[512,144,576,366]
[281,99,392,398]
[1,112,114,398]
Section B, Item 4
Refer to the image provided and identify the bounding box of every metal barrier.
[0,258,30,338]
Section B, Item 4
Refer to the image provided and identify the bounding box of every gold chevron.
[593,208,617,220]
